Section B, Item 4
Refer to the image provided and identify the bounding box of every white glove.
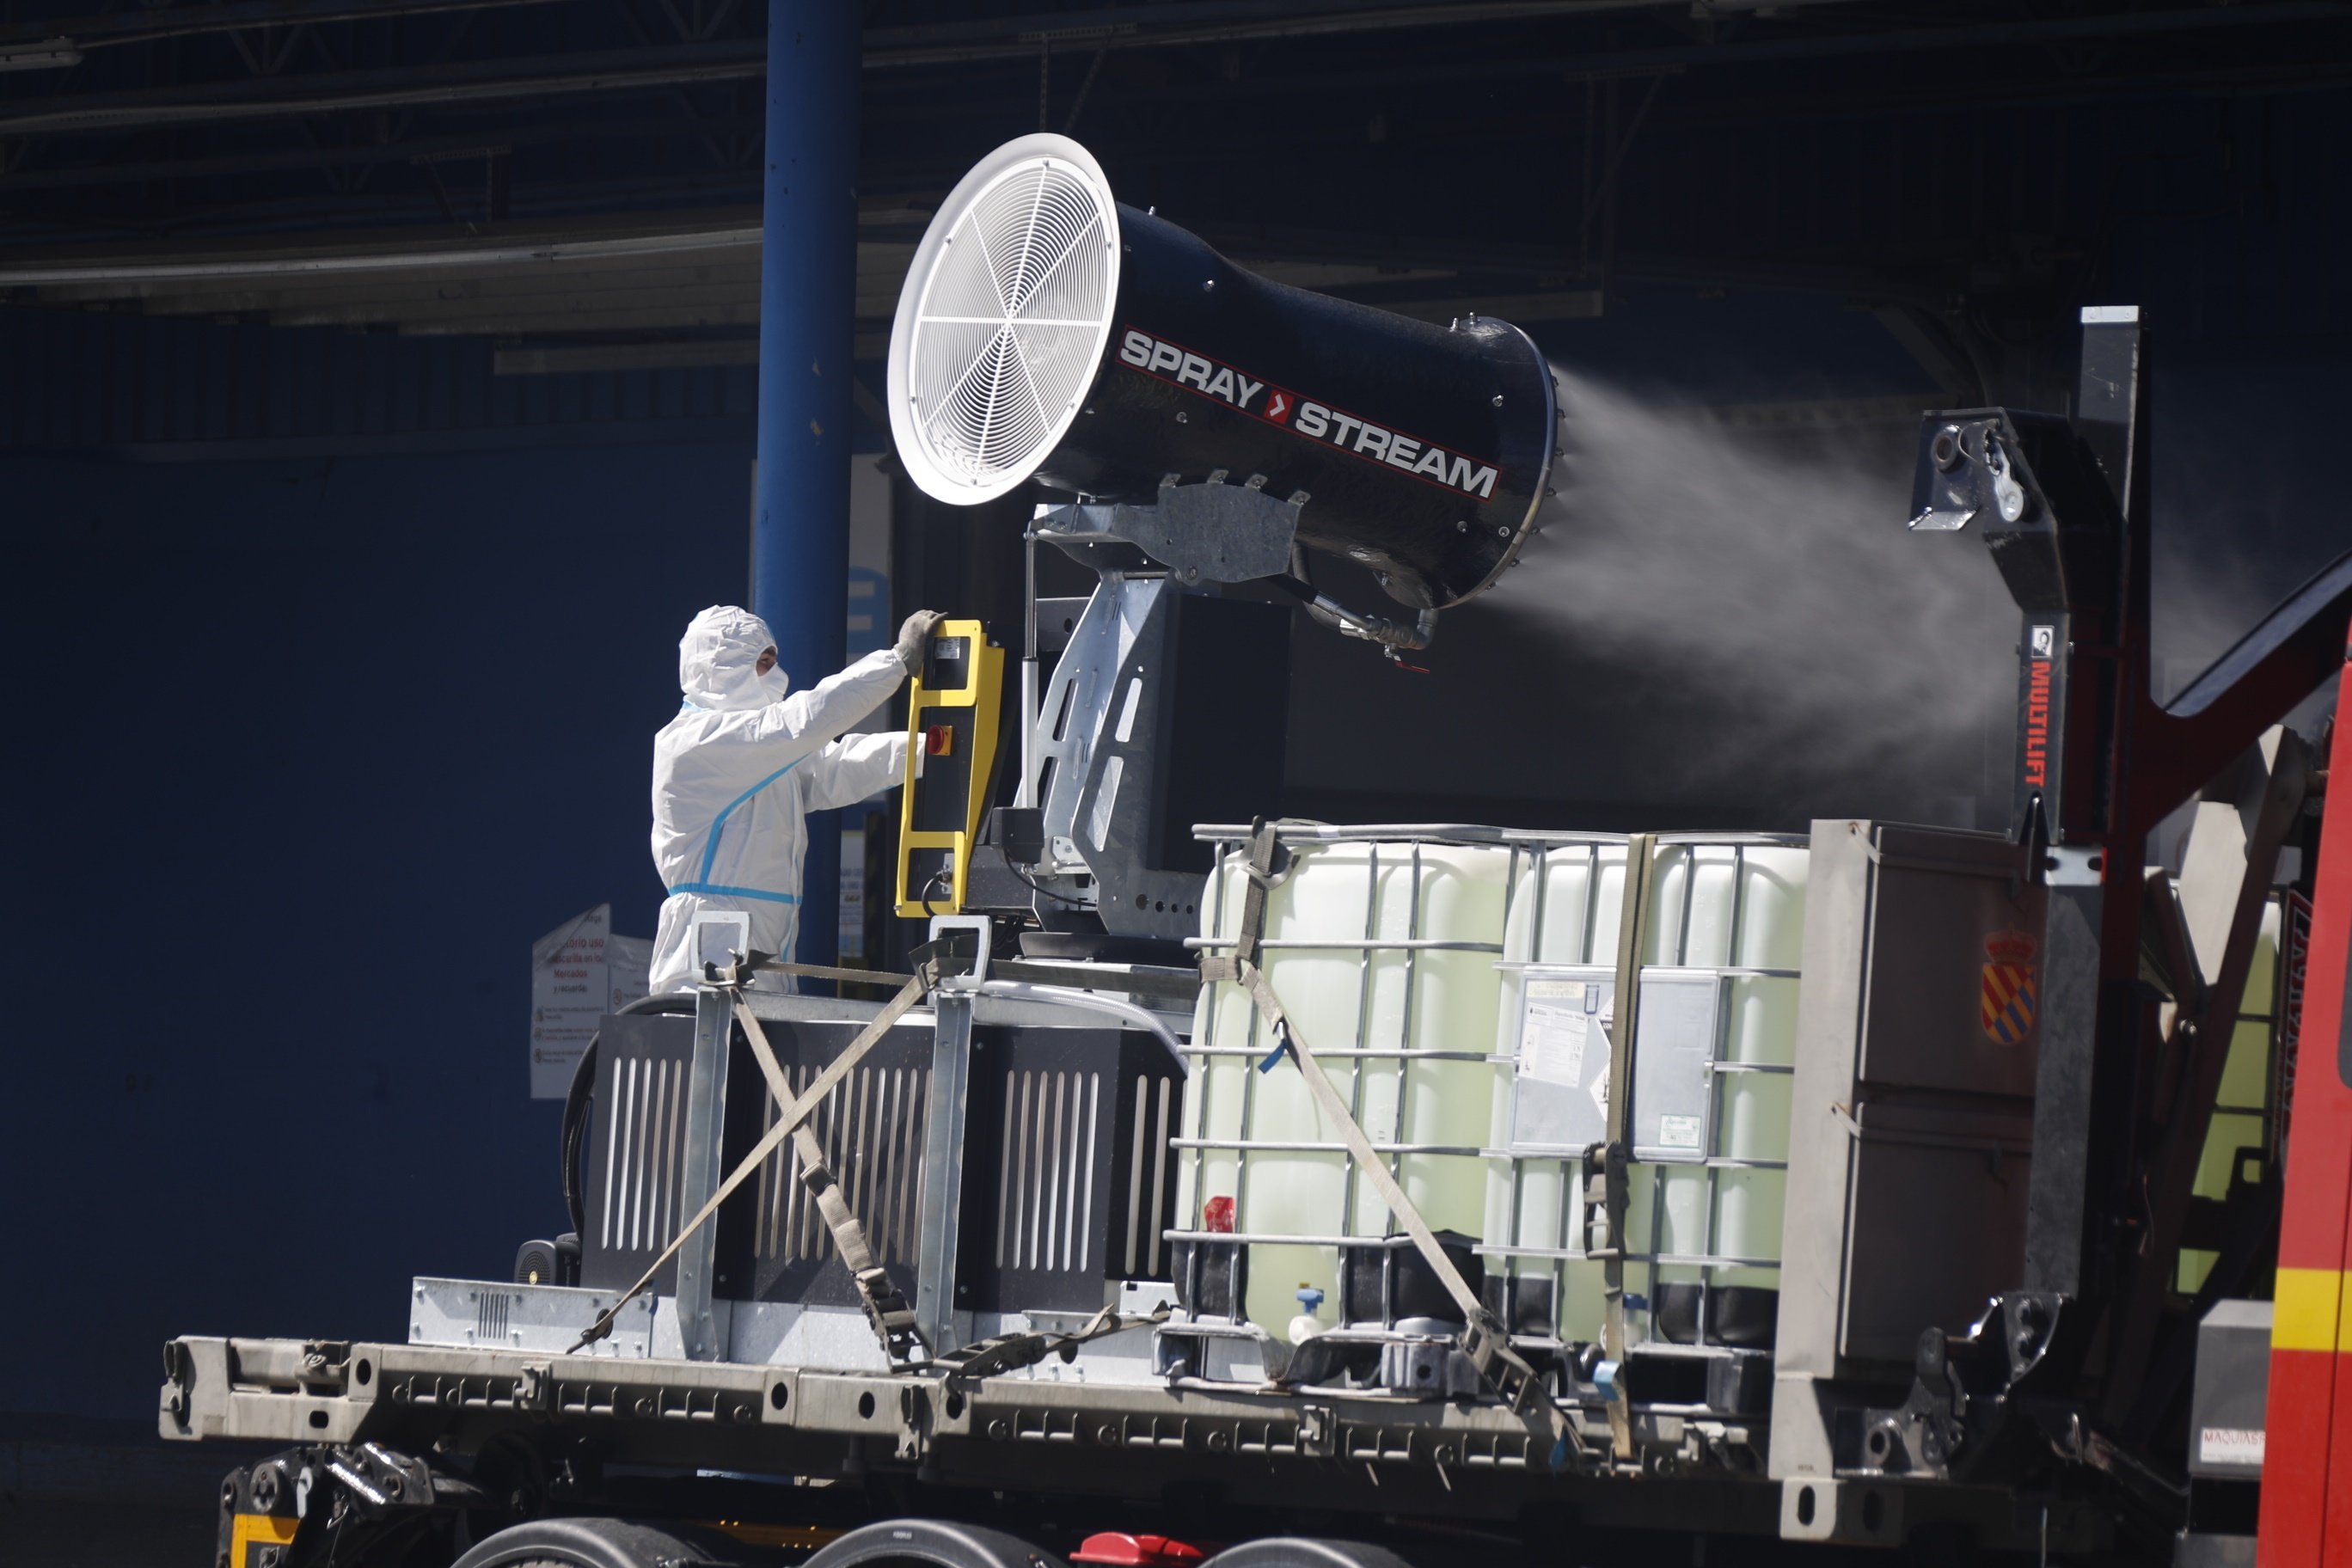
[896,609,945,675]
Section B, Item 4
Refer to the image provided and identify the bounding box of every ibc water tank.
[1483,836,1808,1350]
[1179,828,1513,1334]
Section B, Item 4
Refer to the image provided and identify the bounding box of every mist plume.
[1489,371,2018,811]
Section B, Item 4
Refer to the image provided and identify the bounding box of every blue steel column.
[753,0,859,970]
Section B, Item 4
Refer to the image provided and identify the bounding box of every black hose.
[560,991,699,1238]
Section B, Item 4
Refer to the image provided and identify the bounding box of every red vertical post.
[2258,642,2352,1568]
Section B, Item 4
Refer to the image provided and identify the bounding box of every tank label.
[1118,326,1502,501]
[1656,1113,1703,1150]
[1520,989,1591,1087]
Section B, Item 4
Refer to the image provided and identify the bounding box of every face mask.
[758,664,793,702]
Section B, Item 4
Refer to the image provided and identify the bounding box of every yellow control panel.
[894,619,1004,917]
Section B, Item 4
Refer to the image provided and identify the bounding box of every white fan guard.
[888,135,1123,504]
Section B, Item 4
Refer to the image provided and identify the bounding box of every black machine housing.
[581,1010,1183,1317]
[1043,205,1560,611]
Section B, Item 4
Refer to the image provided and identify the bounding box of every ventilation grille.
[1124,1073,1177,1280]
[755,1065,928,1265]
[598,1055,687,1255]
[891,136,1119,502]
[475,1292,514,1342]
[996,1069,1106,1274]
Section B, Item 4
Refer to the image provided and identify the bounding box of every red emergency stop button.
[1072,1534,1206,1567]
[925,725,954,756]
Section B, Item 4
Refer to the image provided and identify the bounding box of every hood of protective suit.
[677,604,790,712]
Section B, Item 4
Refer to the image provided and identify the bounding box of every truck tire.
[804,1519,1073,1568]
[1201,1541,1417,1568]
[450,1516,744,1568]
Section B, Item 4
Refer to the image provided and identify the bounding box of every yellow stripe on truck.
[230,1510,298,1565]
[2272,1267,2349,1353]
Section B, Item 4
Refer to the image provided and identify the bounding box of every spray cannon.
[888,134,1564,648]
[884,134,1566,950]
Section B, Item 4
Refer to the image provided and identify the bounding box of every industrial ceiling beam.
[856,0,1871,67]
[492,339,757,375]
[266,279,757,328]
[1081,0,2352,104]
[1657,51,2352,126]
[0,224,758,285]
[0,0,576,51]
[0,39,768,137]
[394,299,760,334]
[0,0,1872,138]
[3,1,2335,147]
[0,0,1861,60]
[29,258,762,310]
[0,118,720,193]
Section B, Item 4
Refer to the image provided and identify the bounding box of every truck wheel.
[804,1519,1073,1568]
[450,1516,744,1568]
[1199,1542,1417,1568]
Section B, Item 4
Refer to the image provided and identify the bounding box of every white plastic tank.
[1180,828,1513,1335]
[1482,835,1807,1349]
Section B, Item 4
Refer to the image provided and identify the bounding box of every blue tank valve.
[1287,1285,1327,1346]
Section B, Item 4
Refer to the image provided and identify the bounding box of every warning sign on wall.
[530,903,652,1099]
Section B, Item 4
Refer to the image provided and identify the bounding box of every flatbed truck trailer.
[157,178,2352,1568]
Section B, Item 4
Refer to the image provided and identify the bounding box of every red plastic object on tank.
[1071,1534,1207,1566]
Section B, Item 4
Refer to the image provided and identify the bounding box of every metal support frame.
[1887,304,2352,1504]
[914,921,987,1357]
[1022,570,1210,941]
[1908,307,2148,1311]
[2106,729,2312,1425]
[2130,554,2352,834]
[677,983,734,1360]
[2024,875,2108,1297]
[911,987,973,1355]
[1033,481,1301,589]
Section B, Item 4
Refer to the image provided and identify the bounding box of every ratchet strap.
[568,953,942,1356]
[775,957,1197,1004]
[930,1302,1173,1385]
[778,955,1198,1004]
[1197,822,1578,1467]
[1597,833,1656,1463]
[767,959,919,988]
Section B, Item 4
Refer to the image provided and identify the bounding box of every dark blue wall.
[0,311,759,1421]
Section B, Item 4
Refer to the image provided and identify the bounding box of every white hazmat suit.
[649,605,912,991]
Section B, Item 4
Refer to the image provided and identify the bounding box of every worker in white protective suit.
[648,603,943,991]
